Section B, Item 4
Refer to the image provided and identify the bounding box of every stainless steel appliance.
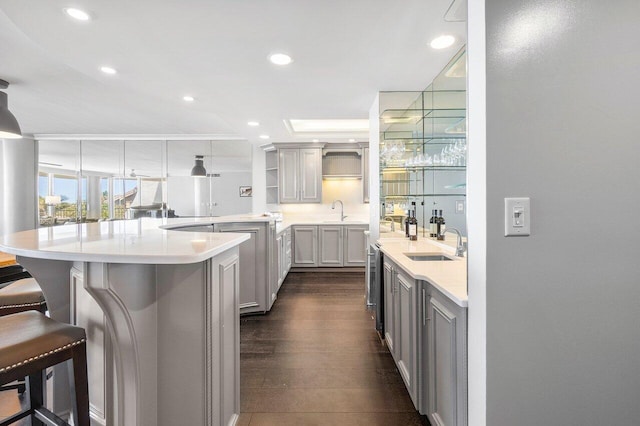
[365,243,376,307]
[372,243,384,338]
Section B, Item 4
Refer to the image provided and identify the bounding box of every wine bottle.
[429,209,436,238]
[404,210,410,237]
[409,204,418,241]
[437,209,446,240]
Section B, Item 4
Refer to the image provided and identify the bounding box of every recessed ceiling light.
[312,139,319,142]
[430,35,456,49]
[269,53,293,66]
[349,139,356,142]
[247,121,260,127]
[100,66,117,75]
[64,8,91,21]
[183,95,194,102]
[259,135,270,140]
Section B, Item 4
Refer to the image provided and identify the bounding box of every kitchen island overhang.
[0,218,250,426]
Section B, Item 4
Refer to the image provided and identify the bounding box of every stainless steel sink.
[405,253,455,261]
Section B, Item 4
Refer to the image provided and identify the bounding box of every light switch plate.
[504,197,530,236]
[455,200,465,214]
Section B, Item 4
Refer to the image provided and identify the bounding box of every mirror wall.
[37,139,252,226]
[378,48,467,236]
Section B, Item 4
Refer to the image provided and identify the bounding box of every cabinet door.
[428,291,467,426]
[292,226,318,267]
[397,272,418,406]
[383,261,396,355]
[218,253,240,426]
[285,230,292,272]
[343,225,368,267]
[279,149,299,203]
[276,234,284,286]
[299,148,322,202]
[319,226,343,266]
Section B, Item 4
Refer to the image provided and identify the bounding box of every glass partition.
[37,138,253,226]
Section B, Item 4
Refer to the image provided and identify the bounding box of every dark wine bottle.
[429,209,436,238]
[409,203,418,241]
[437,209,446,240]
[404,210,410,237]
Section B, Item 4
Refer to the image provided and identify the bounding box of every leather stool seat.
[0,278,46,315]
[0,311,86,376]
[0,311,89,426]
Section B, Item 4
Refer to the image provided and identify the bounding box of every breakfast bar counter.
[0,219,250,426]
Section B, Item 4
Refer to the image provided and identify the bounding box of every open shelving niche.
[379,48,467,237]
[265,149,279,204]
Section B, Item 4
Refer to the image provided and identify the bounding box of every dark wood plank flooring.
[238,271,427,426]
[1,271,426,425]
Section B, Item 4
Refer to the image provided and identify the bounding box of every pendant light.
[0,79,22,139]
[191,155,207,177]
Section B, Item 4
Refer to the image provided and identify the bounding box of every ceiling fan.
[129,169,150,178]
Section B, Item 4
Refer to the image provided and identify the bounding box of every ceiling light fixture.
[247,121,259,127]
[183,95,194,102]
[349,139,356,142]
[269,53,293,66]
[0,79,22,139]
[191,155,207,177]
[430,35,456,49]
[100,66,117,75]
[259,135,270,140]
[312,139,319,142]
[64,8,91,21]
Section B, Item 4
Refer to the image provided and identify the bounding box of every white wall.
[476,1,640,425]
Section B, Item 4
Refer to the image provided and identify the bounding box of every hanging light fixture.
[0,79,22,139]
[191,155,207,177]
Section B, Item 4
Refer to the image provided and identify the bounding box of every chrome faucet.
[444,228,467,257]
[331,200,347,221]
[382,217,395,232]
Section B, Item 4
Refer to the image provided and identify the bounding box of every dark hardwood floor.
[238,271,427,426]
[1,271,426,425]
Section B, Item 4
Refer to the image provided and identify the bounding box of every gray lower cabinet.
[276,228,292,288]
[384,259,418,406]
[383,259,468,425]
[319,226,343,266]
[215,222,272,315]
[343,225,368,267]
[293,224,368,269]
[292,226,318,267]
[425,287,468,426]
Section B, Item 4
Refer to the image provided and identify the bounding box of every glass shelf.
[381,166,466,172]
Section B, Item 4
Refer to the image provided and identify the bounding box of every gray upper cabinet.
[319,226,343,266]
[279,148,322,203]
[427,287,468,426]
[292,226,318,267]
[343,225,367,267]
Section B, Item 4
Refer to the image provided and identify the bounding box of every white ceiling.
[0,0,466,143]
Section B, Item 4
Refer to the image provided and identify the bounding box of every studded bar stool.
[0,311,90,426]
[0,278,47,316]
[0,277,47,394]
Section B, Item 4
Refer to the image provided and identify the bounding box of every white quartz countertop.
[275,216,369,234]
[377,233,467,307]
[0,218,250,264]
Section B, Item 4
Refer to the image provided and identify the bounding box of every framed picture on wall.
[239,186,252,197]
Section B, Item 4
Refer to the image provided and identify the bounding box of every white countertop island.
[0,219,250,426]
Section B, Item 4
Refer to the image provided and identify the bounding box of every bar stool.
[0,311,90,426]
[0,277,47,316]
[0,277,47,394]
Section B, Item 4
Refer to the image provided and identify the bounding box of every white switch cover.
[504,197,530,236]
